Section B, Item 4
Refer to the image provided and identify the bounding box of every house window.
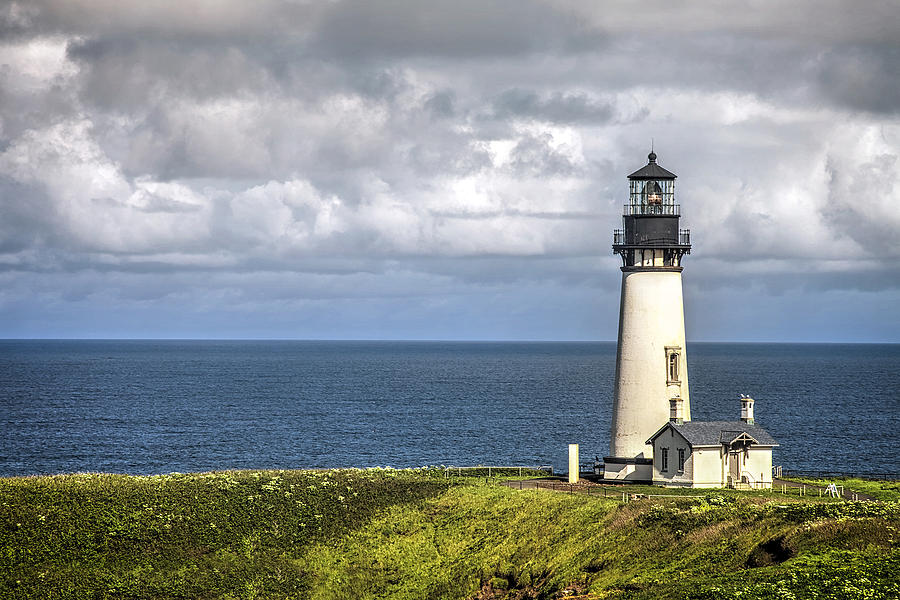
[661,448,669,472]
[665,347,681,383]
[677,448,685,472]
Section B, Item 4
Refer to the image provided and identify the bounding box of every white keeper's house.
[646,396,778,488]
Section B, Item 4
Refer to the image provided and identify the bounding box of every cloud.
[815,43,900,114]
[307,0,589,60]
[0,1,898,340]
[491,89,616,125]
[822,124,900,255]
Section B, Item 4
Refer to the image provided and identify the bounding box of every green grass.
[300,485,900,599]
[2,470,898,599]
[0,468,451,599]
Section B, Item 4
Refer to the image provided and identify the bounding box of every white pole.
[568,444,580,484]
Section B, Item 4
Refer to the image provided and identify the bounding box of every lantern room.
[626,151,677,215]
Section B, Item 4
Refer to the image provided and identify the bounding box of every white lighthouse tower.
[604,151,691,482]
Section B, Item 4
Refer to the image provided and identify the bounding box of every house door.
[729,451,740,485]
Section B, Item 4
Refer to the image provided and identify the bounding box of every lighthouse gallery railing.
[613,229,691,246]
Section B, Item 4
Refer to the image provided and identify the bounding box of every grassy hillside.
[2,470,898,599]
[1,469,451,599]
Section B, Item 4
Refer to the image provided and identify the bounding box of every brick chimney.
[740,396,754,424]
[669,396,684,424]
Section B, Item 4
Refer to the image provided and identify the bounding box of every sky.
[1,0,899,342]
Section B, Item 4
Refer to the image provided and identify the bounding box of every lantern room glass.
[628,179,675,215]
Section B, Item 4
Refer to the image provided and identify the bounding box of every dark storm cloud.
[0,2,38,39]
[492,89,616,124]
[815,43,900,114]
[423,90,456,119]
[4,1,325,40]
[66,37,278,108]
[507,133,583,177]
[307,0,589,60]
[690,257,900,295]
[0,82,77,143]
[0,179,55,254]
[406,139,493,178]
[1,0,899,340]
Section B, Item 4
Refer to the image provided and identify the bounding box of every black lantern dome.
[613,152,690,269]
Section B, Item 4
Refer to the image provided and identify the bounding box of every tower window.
[665,346,681,383]
[660,448,669,472]
[677,449,685,472]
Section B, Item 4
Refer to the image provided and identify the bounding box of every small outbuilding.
[646,397,778,489]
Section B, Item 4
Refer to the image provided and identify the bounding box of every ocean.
[1,340,898,477]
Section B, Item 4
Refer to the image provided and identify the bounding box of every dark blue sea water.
[1,341,898,477]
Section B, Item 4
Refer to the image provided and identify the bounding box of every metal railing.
[611,229,691,246]
[623,203,680,216]
[505,480,710,500]
[780,469,898,481]
[443,465,553,478]
[503,478,871,500]
[580,462,603,475]
[772,482,859,499]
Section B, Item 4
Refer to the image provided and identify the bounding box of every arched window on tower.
[666,347,681,383]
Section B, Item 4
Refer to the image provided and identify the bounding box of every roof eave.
[627,164,677,180]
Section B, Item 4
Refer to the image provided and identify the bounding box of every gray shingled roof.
[649,421,779,447]
[628,154,677,180]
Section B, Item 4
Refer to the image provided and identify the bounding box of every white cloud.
[0,1,898,339]
[0,118,214,254]
[0,37,77,92]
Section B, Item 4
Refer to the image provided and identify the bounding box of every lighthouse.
[604,151,691,482]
